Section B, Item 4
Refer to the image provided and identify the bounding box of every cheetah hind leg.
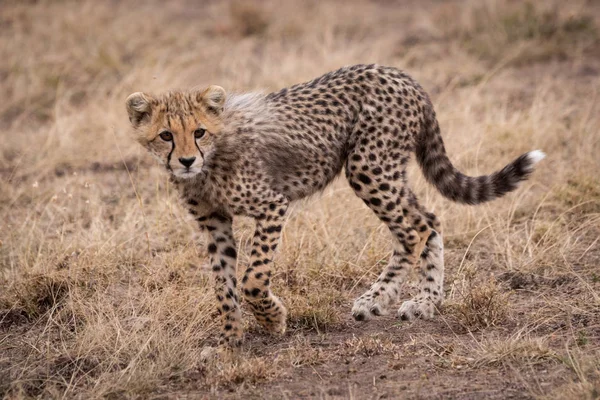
[398,229,444,321]
[349,199,422,321]
[345,149,421,321]
[351,248,414,320]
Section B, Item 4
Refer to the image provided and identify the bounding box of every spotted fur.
[126,64,544,346]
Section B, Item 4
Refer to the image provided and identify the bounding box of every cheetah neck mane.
[222,92,272,131]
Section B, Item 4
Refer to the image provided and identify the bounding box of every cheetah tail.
[415,106,545,205]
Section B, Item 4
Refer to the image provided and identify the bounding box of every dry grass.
[1,0,599,398]
[449,276,510,330]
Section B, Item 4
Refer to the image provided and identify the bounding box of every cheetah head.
[125,86,226,178]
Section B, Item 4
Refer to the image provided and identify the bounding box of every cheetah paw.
[201,345,241,364]
[397,299,435,321]
[253,295,287,335]
[218,330,243,348]
[351,297,388,321]
[199,346,220,362]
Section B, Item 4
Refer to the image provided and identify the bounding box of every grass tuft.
[0,274,71,321]
[471,336,558,368]
[449,277,510,330]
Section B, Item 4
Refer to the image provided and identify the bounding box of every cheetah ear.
[126,92,154,128]
[199,85,226,116]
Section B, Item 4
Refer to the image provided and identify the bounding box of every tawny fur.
[126,64,544,346]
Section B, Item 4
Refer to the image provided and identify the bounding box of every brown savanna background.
[1,0,599,398]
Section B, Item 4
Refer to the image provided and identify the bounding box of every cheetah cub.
[126,64,544,346]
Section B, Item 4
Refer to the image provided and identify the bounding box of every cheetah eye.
[159,131,173,141]
[194,128,206,139]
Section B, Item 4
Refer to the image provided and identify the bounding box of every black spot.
[223,246,237,258]
[370,197,382,206]
[210,213,230,223]
[265,225,282,233]
[351,182,362,192]
[251,288,261,297]
[187,199,198,206]
[357,173,372,184]
[208,244,217,254]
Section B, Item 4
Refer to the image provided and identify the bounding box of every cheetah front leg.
[242,201,288,335]
[199,212,243,346]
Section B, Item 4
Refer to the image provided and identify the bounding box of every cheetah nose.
[179,157,196,168]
